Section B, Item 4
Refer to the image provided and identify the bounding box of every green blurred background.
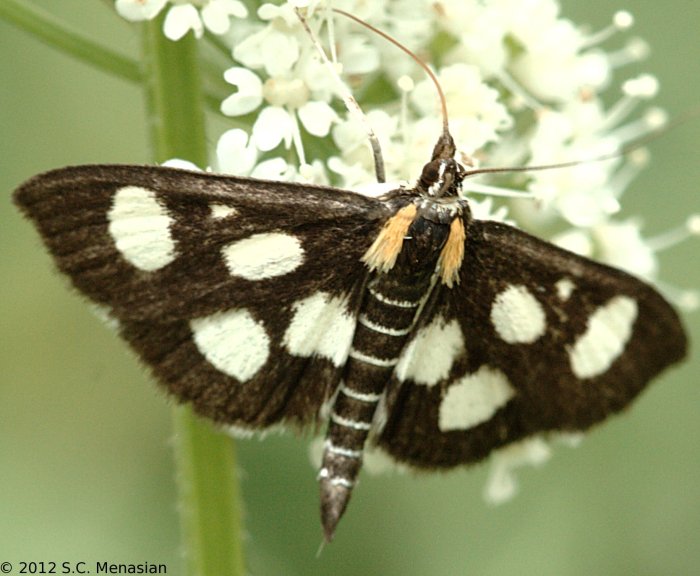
[1,1,698,575]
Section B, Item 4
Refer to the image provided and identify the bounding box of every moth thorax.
[418,158,464,198]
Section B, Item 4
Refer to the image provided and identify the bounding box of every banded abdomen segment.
[319,275,430,541]
[319,200,456,541]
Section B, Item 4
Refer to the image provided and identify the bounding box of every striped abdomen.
[319,203,452,541]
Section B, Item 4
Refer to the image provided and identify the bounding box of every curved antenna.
[464,105,700,179]
[333,8,450,138]
[331,9,695,180]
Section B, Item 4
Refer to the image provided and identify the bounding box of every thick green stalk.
[0,0,141,82]
[141,18,245,576]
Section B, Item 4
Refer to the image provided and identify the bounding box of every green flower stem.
[0,1,226,110]
[0,0,141,83]
[171,408,246,576]
[141,18,245,576]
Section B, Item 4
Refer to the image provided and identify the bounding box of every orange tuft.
[437,217,466,288]
[362,203,417,273]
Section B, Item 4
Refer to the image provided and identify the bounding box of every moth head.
[417,158,464,199]
[417,131,465,199]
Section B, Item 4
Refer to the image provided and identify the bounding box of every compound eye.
[419,160,441,188]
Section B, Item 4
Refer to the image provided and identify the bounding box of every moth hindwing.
[14,141,687,541]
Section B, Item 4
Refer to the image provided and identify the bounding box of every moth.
[14,125,687,542]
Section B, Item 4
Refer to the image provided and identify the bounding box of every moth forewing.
[14,165,391,321]
[376,219,687,468]
[13,164,396,431]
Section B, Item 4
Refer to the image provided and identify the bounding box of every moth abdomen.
[320,200,464,541]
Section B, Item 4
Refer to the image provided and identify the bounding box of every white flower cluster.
[116,0,247,40]
[116,0,698,499]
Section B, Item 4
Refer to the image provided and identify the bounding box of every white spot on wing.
[438,366,516,431]
[108,186,176,271]
[190,308,270,382]
[210,203,238,219]
[568,296,638,379]
[222,232,304,280]
[490,285,546,344]
[555,278,576,301]
[395,315,464,386]
[283,292,355,366]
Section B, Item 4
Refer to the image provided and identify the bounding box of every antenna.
[295,9,386,183]
[332,9,456,162]
[307,9,698,184]
[332,9,450,138]
[297,7,457,181]
[463,105,700,179]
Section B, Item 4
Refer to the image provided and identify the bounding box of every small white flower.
[484,437,551,504]
[469,197,512,224]
[115,0,247,40]
[234,23,301,76]
[258,2,300,27]
[592,219,658,280]
[222,65,338,155]
[410,64,513,155]
[551,228,594,257]
[335,34,380,75]
[331,110,398,183]
[252,106,296,151]
[223,8,342,161]
[201,0,247,35]
[221,67,263,116]
[298,159,330,185]
[115,0,167,21]
[161,158,202,171]
[214,128,301,181]
[215,129,258,175]
[522,105,622,227]
[286,0,323,12]
[511,22,596,102]
[298,101,338,137]
[164,4,204,40]
[437,2,509,76]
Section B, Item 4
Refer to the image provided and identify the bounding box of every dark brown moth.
[13,124,687,541]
